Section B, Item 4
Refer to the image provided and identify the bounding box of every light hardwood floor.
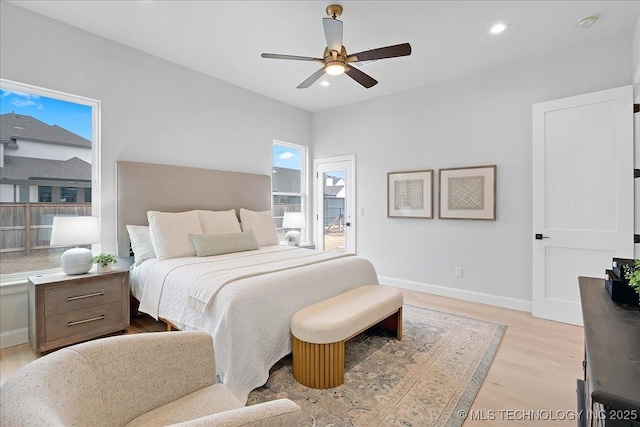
[0,289,584,426]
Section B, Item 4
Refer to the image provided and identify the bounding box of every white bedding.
[132,246,378,403]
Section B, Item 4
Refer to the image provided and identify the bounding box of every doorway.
[314,155,356,253]
[532,85,634,325]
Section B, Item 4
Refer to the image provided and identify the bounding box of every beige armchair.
[0,331,300,426]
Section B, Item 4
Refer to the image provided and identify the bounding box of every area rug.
[247,304,505,427]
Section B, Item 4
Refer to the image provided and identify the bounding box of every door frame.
[313,154,356,253]
[532,85,634,325]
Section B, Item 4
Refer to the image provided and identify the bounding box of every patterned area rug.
[247,304,505,427]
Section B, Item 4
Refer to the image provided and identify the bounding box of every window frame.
[0,78,101,285]
[272,140,308,243]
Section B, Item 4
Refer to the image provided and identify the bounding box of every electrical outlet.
[455,267,463,277]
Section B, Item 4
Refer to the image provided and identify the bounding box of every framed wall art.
[439,165,496,220]
[387,170,433,218]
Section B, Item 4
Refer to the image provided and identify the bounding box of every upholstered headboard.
[116,161,271,257]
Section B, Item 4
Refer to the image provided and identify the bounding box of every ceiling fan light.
[326,62,346,76]
[490,22,509,34]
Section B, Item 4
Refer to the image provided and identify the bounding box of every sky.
[273,144,302,169]
[272,144,346,179]
[0,89,92,141]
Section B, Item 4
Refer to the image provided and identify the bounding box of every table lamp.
[283,212,305,246]
[50,216,100,275]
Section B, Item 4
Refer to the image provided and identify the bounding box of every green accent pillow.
[189,231,259,257]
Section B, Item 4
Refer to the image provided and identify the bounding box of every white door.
[314,155,356,253]
[532,85,634,325]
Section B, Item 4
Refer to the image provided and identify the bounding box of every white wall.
[0,2,311,256]
[12,139,91,163]
[0,2,311,347]
[313,36,632,309]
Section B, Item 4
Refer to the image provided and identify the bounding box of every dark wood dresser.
[578,276,640,427]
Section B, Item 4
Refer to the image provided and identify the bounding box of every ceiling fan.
[261,4,411,89]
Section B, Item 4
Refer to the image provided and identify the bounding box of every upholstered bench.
[291,285,403,389]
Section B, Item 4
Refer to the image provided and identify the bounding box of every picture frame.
[387,170,433,218]
[439,165,496,220]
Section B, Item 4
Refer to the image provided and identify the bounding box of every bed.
[116,161,379,403]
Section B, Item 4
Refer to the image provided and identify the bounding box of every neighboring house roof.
[0,113,91,148]
[272,166,301,193]
[324,185,344,198]
[0,156,91,182]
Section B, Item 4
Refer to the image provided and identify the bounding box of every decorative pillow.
[197,209,241,234]
[147,210,203,260]
[189,230,259,257]
[126,225,156,265]
[239,208,279,247]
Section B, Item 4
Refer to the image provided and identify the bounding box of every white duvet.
[133,246,378,403]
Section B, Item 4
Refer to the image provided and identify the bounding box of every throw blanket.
[139,246,353,319]
[187,249,354,312]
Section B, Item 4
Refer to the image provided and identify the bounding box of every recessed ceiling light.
[577,14,598,28]
[490,22,509,34]
[320,81,330,87]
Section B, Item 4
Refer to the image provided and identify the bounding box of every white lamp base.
[286,230,301,246]
[61,247,93,275]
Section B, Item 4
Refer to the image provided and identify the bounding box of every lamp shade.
[50,216,100,246]
[50,216,100,275]
[282,212,305,229]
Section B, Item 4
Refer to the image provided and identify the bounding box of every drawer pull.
[66,290,105,302]
[67,315,106,327]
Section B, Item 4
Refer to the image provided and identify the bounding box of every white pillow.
[147,210,203,260]
[126,225,156,265]
[197,209,241,234]
[239,208,279,247]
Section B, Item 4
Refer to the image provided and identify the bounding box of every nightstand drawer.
[45,301,124,342]
[44,278,122,316]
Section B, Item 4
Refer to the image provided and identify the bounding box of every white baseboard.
[0,327,28,350]
[378,276,532,313]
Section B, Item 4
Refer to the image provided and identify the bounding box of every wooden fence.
[0,203,92,255]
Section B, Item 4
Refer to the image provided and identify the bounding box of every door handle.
[345,222,351,227]
[535,234,549,240]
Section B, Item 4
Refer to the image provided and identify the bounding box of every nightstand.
[298,242,315,250]
[28,269,130,353]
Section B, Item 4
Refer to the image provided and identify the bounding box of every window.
[272,141,307,243]
[38,186,52,202]
[18,186,30,202]
[60,187,78,203]
[0,79,100,284]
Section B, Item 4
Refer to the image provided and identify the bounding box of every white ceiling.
[9,1,639,113]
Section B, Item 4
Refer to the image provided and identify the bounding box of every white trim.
[0,327,28,349]
[0,281,27,295]
[0,78,102,282]
[379,275,532,313]
[272,140,308,242]
[314,154,357,253]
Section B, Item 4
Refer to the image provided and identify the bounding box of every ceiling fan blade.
[297,68,326,89]
[345,66,378,89]
[348,43,412,62]
[261,53,322,62]
[322,17,343,52]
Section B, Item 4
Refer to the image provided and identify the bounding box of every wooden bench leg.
[375,307,403,340]
[292,335,344,389]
